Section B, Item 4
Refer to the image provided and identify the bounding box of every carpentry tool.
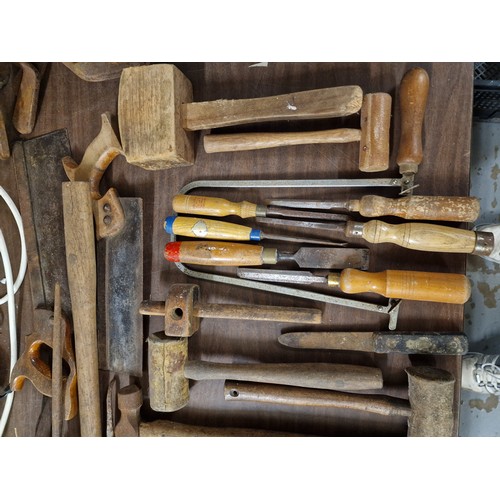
[0,110,9,160]
[236,268,471,304]
[148,334,383,412]
[165,215,347,246]
[396,67,430,195]
[62,181,101,436]
[164,241,370,270]
[51,283,63,437]
[225,366,456,437]
[62,62,148,82]
[115,384,142,437]
[267,194,481,222]
[62,112,125,240]
[278,330,469,355]
[139,283,322,338]
[12,63,41,135]
[118,63,363,169]
[172,193,348,222]
[255,216,496,256]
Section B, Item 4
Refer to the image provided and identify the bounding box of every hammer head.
[164,283,201,337]
[118,64,194,170]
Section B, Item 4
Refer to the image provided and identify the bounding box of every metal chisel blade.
[268,199,349,211]
[256,217,346,232]
[284,247,370,269]
[265,205,349,221]
[237,268,328,284]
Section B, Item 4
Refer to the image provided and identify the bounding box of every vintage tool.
[106,378,117,437]
[140,283,322,338]
[12,62,41,135]
[115,384,142,437]
[148,334,383,412]
[62,112,125,240]
[396,67,430,195]
[172,194,348,222]
[267,194,481,222]
[62,181,101,436]
[0,110,9,159]
[62,62,147,82]
[164,241,370,270]
[278,330,469,355]
[236,268,471,304]
[51,283,63,437]
[256,216,496,256]
[117,63,363,169]
[164,215,346,246]
[225,366,456,437]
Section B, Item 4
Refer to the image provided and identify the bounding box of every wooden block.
[118,64,194,170]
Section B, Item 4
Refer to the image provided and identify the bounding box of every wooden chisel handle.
[164,241,276,266]
[332,269,471,304]
[203,128,361,153]
[224,381,411,418]
[173,194,259,218]
[346,219,492,254]
[396,67,429,175]
[185,360,383,391]
[350,195,481,222]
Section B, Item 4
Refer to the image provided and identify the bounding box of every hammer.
[139,283,322,337]
[117,63,363,170]
[224,365,456,437]
[148,334,384,412]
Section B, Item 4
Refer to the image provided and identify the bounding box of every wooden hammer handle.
[62,181,101,436]
[203,129,361,153]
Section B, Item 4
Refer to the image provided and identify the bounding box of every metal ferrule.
[346,221,365,238]
[261,247,278,264]
[327,274,341,287]
[473,231,495,256]
[255,205,268,217]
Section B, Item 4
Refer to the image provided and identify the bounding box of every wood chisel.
[278,331,469,355]
[164,215,346,246]
[164,241,370,270]
[235,268,471,304]
[267,194,481,222]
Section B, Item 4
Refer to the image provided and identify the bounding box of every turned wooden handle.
[350,195,481,222]
[337,268,471,304]
[203,128,362,153]
[62,182,101,436]
[183,85,363,131]
[164,241,270,266]
[185,360,383,391]
[349,219,479,253]
[224,381,411,418]
[173,194,258,218]
[358,93,392,172]
[396,67,430,174]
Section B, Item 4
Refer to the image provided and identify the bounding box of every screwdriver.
[164,215,346,246]
[235,267,471,304]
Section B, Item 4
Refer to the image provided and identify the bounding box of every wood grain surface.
[0,62,472,436]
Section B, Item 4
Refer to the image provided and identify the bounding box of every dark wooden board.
[0,62,472,436]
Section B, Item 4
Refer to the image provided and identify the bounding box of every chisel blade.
[268,199,349,211]
[287,247,369,270]
[237,268,328,284]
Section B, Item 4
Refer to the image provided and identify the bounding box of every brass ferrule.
[261,248,278,264]
[327,273,341,287]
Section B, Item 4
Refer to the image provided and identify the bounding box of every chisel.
[235,267,471,304]
[267,194,481,222]
[172,193,347,221]
[164,241,370,270]
[164,215,345,246]
[278,331,469,355]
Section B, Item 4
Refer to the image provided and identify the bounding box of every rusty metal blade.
[265,206,348,221]
[261,232,346,246]
[256,217,347,233]
[267,199,350,211]
[283,247,370,270]
[237,268,328,284]
[279,331,375,351]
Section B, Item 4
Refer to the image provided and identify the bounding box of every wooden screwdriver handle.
[173,194,259,218]
[185,360,383,391]
[349,195,481,222]
[336,269,471,304]
[396,67,430,174]
[203,128,361,153]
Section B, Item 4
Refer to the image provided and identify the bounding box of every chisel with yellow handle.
[235,268,471,304]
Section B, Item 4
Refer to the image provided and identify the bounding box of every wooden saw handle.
[173,194,259,218]
[203,128,361,153]
[333,269,471,304]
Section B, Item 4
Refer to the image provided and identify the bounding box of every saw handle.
[331,268,471,304]
[350,195,481,222]
[396,67,430,175]
[173,194,258,218]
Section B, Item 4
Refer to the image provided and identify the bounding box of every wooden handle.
[224,381,411,418]
[173,194,258,218]
[183,85,363,131]
[12,62,40,135]
[62,182,101,436]
[165,215,256,241]
[185,360,383,391]
[358,93,392,172]
[337,269,471,304]
[203,128,361,153]
[351,219,479,253]
[351,195,481,222]
[396,67,430,174]
[164,241,270,266]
